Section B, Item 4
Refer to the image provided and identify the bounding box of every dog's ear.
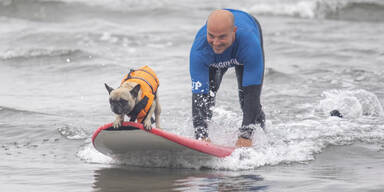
[104,83,114,95]
[130,84,141,98]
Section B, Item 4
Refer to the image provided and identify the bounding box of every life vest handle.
[135,69,159,87]
[123,68,159,95]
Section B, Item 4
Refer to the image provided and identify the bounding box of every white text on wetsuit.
[210,58,241,68]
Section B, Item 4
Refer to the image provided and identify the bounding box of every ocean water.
[1,0,384,191]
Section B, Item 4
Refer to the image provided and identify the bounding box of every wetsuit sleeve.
[239,34,264,87]
[190,51,211,139]
[192,93,211,139]
[190,52,209,94]
[238,32,265,139]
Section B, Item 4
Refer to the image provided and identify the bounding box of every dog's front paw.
[143,121,152,131]
[113,119,122,128]
[113,115,124,129]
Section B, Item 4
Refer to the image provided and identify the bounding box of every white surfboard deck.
[92,122,235,159]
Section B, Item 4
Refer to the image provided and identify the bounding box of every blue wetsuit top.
[190,9,264,94]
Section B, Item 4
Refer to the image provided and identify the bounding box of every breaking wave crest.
[248,0,384,22]
[3,0,383,22]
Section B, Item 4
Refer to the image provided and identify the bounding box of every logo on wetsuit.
[192,81,202,91]
[210,58,241,68]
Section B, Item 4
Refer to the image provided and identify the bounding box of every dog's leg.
[113,114,124,128]
[143,103,156,131]
[154,96,161,129]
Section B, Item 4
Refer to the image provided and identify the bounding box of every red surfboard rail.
[92,122,235,158]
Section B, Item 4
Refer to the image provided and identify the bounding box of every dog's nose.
[112,106,123,114]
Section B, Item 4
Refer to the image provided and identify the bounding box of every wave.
[0,48,85,60]
[3,0,384,23]
[0,0,79,22]
[0,48,102,71]
[0,0,182,22]
[0,106,49,117]
[248,0,384,22]
[79,118,384,170]
[0,47,127,74]
[63,0,175,10]
[78,92,384,169]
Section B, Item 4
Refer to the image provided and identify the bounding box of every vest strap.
[128,96,149,122]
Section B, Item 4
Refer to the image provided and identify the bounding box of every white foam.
[248,0,318,18]
[318,89,384,118]
[80,113,384,170]
[57,125,88,140]
[246,0,384,19]
[78,88,384,170]
[99,32,118,43]
[77,142,114,164]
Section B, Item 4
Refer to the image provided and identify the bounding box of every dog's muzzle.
[110,99,129,115]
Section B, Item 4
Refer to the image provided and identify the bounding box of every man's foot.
[235,137,252,148]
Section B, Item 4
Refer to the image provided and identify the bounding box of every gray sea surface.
[1,0,384,191]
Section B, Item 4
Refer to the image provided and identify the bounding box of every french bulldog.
[105,67,161,131]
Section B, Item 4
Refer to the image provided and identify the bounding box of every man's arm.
[190,51,211,139]
[192,93,211,139]
[239,84,265,139]
[238,31,265,139]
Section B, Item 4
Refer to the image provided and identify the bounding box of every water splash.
[77,142,114,164]
[318,89,384,118]
[58,124,88,140]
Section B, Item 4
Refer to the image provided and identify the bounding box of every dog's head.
[105,83,140,115]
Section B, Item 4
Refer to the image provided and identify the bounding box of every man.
[189,9,265,147]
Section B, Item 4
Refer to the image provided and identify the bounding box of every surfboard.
[92,122,235,159]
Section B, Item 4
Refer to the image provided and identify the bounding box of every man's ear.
[104,83,114,95]
[130,84,141,98]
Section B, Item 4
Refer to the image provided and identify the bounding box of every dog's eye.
[119,99,128,105]
[109,99,128,105]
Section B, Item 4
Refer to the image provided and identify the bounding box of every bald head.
[206,10,237,54]
[207,10,235,31]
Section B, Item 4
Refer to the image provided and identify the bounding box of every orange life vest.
[120,65,159,123]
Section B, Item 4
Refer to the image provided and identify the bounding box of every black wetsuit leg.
[192,67,228,139]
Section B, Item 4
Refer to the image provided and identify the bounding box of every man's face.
[207,25,236,54]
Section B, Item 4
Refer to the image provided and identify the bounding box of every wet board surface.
[92,122,235,158]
